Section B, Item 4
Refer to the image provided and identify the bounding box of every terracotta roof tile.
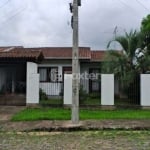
[0,47,13,52]
[91,50,106,62]
[26,47,91,59]
[0,46,23,52]
[0,46,107,62]
[0,48,43,61]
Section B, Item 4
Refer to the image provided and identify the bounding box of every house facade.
[0,46,106,105]
[37,47,105,97]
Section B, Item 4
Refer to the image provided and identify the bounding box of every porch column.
[141,74,150,107]
[101,74,114,106]
[26,62,39,105]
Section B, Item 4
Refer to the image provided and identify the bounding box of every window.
[39,68,47,82]
[39,67,58,82]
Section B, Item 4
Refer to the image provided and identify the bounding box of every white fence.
[39,82,62,96]
[26,72,150,107]
[101,74,114,106]
[26,62,39,104]
[63,74,150,107]
[141,74,150,107]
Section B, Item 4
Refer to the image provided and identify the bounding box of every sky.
[0,0,150,50]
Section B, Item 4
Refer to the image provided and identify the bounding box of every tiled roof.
[91,51,106,62]
[0,48,43,61]
[26,47,91,59]
[0,46,106,62]
[0,46,23,52]
[0,47,14,52]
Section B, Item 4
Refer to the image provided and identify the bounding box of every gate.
[115,74,140,107]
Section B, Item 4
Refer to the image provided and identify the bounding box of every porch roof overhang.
[0,50,44,63]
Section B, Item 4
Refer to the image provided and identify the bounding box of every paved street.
[0,131,150,150]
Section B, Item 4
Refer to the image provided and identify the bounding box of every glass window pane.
[39,68,47,82]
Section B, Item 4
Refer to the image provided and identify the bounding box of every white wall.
[27,62,37,76]
[141,74,150,106]
[26,62,39,104]
[64,74,72,105]
[101,74,114,106]
[27,74,39,104]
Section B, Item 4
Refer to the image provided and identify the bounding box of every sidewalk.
[1,120,150,132]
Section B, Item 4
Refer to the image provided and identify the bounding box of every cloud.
[0,0,150,49]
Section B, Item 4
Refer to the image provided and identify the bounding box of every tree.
[141,14,150,33]
[141,14,150,50]
[102,30,141,100]
[104,30,140,75]
[102,15,150,101]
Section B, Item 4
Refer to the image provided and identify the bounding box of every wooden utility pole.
[71,0,81,124]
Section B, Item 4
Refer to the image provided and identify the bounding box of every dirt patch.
[0,106,25,121]
[1,120,150,132]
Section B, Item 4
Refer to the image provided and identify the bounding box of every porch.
[0,48,43,105]
[0,64,26,105]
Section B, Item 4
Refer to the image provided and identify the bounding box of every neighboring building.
[0,46,106,105]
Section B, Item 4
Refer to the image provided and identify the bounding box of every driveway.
[0,106,25,121]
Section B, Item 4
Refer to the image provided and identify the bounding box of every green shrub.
[39,89,48,101]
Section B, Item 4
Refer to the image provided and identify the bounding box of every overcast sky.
[0,0,150,50]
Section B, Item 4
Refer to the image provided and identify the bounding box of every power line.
[0,0,11,9]
[135,0,150,12]
[118,0,135,10]
[119,0,150,12]
[118,0,129,8]
[0,5,27,29]
[118,0,140,18]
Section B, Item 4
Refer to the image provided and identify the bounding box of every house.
[0,46,106,105]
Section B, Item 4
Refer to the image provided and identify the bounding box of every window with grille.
[38,67,58,82]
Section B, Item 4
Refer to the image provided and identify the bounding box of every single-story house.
[0,46,118,105]
[0,46,43,105]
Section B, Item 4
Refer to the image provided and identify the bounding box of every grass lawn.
[12,108,150,121]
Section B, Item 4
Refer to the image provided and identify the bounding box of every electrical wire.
[135,0,150,12]
[0,0,11,9]
[0,5,27,29]
[118,0,140,19]
[118,0,130,8]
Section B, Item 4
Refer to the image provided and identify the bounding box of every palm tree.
[104,30,141,81]
[103,30,141,100]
